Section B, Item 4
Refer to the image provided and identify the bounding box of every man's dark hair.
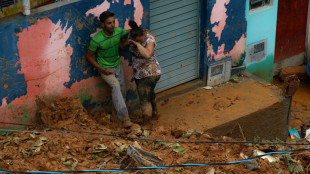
[129,21,144,39]
[99,11,115,23]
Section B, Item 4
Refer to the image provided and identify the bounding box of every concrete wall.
[205,0,247,67]
[245,0,279,82]
[0,0,148,126]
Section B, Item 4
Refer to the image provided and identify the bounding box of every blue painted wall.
[0,0,148,124]
[205,0,247,67]
[245,0,279,82]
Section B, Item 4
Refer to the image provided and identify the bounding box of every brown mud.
[0,77,309,173]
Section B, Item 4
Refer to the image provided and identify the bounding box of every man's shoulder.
[114,27,123,32]
[114,27,126,35]
[92,31,105,43]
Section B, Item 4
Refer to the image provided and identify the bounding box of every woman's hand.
[128,39,139,46]
[128,39,155,59]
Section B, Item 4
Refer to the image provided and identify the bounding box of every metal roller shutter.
[150,0,199,92]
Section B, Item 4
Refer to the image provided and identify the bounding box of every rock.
[171,129,184,139]
[242,160,259,171]
[280,65,307,80]
[206,167,215,174]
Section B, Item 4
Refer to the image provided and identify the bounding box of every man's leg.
[114,62,126,101]
[100,72,131,126]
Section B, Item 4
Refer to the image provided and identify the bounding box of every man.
[86,11,137,129]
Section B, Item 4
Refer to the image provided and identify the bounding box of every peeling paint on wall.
[0,0,149,126]
[211,0,230,41]
[206,0,247,67]
[85,0,111,18]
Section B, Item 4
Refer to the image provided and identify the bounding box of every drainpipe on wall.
[22,0,31,16]
[305,0,310,62]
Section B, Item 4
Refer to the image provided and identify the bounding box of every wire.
[0,147,309,173]
[1,127,310,145]
[1,128,310,145]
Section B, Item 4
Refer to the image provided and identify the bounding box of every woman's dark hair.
[129,21,144,39]
[99,11,115,23]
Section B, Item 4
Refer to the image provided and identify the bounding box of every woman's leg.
[136,78,152,122]
[136,76,160,122]
[150,76,160,119]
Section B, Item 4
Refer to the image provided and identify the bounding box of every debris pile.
[0,97,309,173]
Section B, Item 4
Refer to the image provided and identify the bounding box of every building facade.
[0,0,309,126]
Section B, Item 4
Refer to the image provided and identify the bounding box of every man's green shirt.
[89,27,127,68]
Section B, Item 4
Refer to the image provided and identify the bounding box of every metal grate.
[150,0,199,92]
[247,40,267,63]
[250,0,271,10]
[207,58,232,86]
[0,0,14,8]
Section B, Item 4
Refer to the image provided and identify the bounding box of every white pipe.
[22,0,31,16]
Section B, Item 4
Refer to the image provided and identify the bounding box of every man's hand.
[101,68,114,75]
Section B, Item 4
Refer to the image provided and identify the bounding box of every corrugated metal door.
[275,0,309,62]
[150,0,199,92]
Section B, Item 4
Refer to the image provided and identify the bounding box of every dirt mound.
[0,97,309,173]
[35,97,115,133]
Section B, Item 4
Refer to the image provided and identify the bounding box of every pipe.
[22,0,30,16]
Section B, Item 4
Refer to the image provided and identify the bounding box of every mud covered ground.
[0,92,309,173]
[273,76,310,136]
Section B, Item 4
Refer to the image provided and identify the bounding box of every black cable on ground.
[1,127,310,146]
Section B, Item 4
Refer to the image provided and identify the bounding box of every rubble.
[0,96,309,173]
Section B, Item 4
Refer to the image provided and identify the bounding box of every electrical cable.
[0,147,309,173]
[1,128,310,145]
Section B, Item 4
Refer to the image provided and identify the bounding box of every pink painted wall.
[0,0,148,126]
[205,0,247,66]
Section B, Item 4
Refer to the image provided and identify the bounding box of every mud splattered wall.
[205,0,247,67]
[245,0,279,82]
[0,0,148,126]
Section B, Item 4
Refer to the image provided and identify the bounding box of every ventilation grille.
[247,40,267,63]
[250,0,272,10]
[207,58,232,86]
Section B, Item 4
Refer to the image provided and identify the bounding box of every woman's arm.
[129,39,155,59]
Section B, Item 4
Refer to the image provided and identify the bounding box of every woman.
[128,21,161,123]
